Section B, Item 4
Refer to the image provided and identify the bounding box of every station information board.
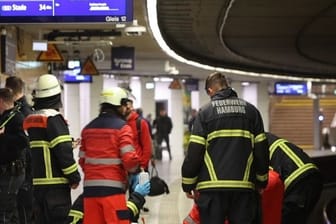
[0,0,133,23]
[274,82,308,95]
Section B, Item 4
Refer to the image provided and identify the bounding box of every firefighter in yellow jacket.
[266,132,322,224]
[23,74,81,224]
[181,72,269,224]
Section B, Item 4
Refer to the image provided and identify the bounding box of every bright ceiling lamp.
[146,1,336,83]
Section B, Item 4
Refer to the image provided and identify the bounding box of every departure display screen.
[274,82,308,95]
[0,0,133,23]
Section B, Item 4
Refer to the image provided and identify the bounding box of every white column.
[170,88,184,157]
[242,83,258,107]
[140,77,155,119]
[231,81,243,97]
[63,84,80,139]
[90,75,104,120]
[257,81,270,131]
[130,77,141,109]
[198,80,208,109]
[79,82,91,130]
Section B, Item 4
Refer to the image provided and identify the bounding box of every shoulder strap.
[136,116,142,147]
[0,103,21,129]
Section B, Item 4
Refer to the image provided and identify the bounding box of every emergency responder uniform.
[66,180,151,224]
[0,88,29,224]
[182,72,269,224]
[5,76,34,224]
[79,87,140,224]
[266,132,323,224]
[23,74,81,224]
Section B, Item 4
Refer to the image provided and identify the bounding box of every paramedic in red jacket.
[79,87,140,224]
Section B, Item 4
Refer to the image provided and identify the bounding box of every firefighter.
[79,87,140,224]
[266,132,323,224]
[181,72,269,224]
[23,74,81,224]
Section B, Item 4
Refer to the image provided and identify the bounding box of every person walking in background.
[153,108,173,160]
[136,108,153,139]
[182,72,269,224]
[266,132,323,224]
[23,74,81,224]
[79,87,140,224]
[0,88,29,224]
[5,76,34,224]
[145,113,153,128]
[188,109,197,133]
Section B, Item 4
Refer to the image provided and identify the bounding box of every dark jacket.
[23,109,81,187]
[0,107,28,165]
[16,96,34,183]
[182,88,269,193]
[17,96,33,117]
[153,115,172,136]
[266,132,321,193]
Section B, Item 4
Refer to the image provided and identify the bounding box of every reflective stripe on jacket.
[182,88,269,193]
[267,132,319,191]
[79,113,139,196]
[23,109,81,186]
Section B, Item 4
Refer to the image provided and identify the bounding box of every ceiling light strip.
[146,0,336,83]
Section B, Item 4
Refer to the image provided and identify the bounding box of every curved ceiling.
[154,0,336,79]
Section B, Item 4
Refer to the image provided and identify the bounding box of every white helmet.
[34,74,61,98]
[100,87,128,106]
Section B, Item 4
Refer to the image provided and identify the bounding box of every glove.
[129,174,139,190]
[134,181,151,196]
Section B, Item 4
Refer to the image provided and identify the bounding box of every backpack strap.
[136,116,142,148]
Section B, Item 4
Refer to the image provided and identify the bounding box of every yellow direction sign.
[37,44,64,62]
[81,57,99,76]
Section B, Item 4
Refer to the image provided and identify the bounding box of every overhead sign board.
[274,82,308,95]
[111,46,134,70]
[184,78,199,91]
[0,0,133,23]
